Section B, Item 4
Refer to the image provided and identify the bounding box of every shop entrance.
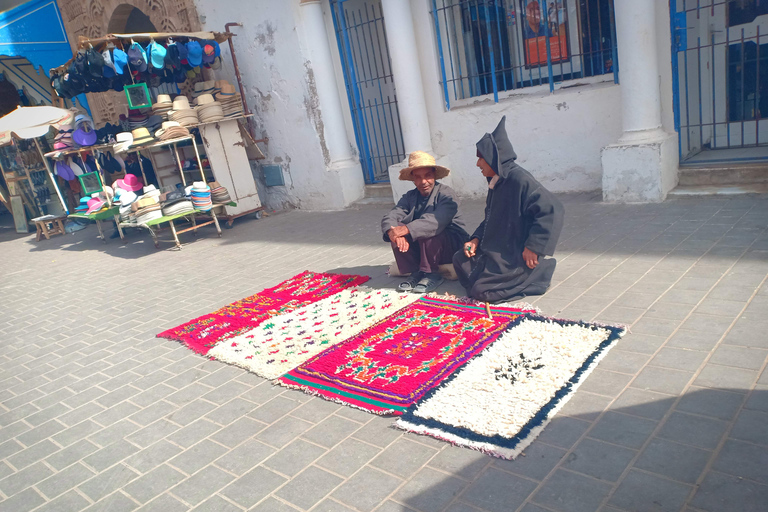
[672,0,768,165]
[330,0,405,184]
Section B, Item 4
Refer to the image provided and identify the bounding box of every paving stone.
[168,439,228,475]
[631,366,693,395]
[130,401,178,427]
[657,411,728,450]
[34,489,91,512]
[694,364,758,389]
[351,416,402,447]
[332,466,403,512]
[290,397,342,424]
[710,345,768,371]
[557,391,613,421]
[676,387,745,420]
[690,470,768,512]
[86,419,142,449]
[83,440,141,472]
[392,467,467,512]
[370,438,438,478]
[125,441,183,474]
[317,438,382,478]
[714,439,768,484]
[564,438,636,482]
[17,420,66,447]
[531,468,610,512]
[164,399,217,426]
[730,409,768,446]
[203,397,257,426]
[0,487,46,512]
[587,411,657,449]
[82,491,139,512]
[52,420,102,448]
[214,439,275,476]
[201,381,249,405]
[311,499,357,512]
[220,466,286,509]
[123,464,186,504]
[597,350,652,375]
[666,329,723,351]
[79,464,141,502]
[126,420,181,449]
[255,415,313,449]
[263,438,327,477]
[247,497,301,511]
[535,416,592,450]
[492,442,565,481]
[611,388,674,420]
[635,438,711,483]
[190,495,242,512]
[609,470,692,512]
[275,465,343,509]
[301,414,361,448]
[0,461,54,497]
[579,369,633,397]
[134,493,188,512]
[7,439,60,470]
[210,417,266,448]
[166,419,220,449]
[650,347,709,372]
[169,465,235,506]
[248,396,301,424]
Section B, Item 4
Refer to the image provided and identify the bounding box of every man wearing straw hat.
[381,151,469,294]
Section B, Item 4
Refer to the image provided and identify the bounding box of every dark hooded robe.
[453,116,564,302]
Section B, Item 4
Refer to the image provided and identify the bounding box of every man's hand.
[396,237,409,253]
[464,238,480,258]
[389,225,409,238]
[523,247,539,269]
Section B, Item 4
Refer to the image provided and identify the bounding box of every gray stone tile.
[635,438,711,483]
[92,402,141,427]
[263,438,327,477]
[134,493,188,512]
[393,467,468,512]
[351,416,403,447]
[210,417,266,448]
[214,439,275,476]
[564,438,636,482]
[190,495,242,512]
[631,366,693,395]
[255,415,313,449]
[203,398,257,426]
[666,330,722,351]
[87,419,141,448]
[129,401,178,427]
[426,445,490,480]
[46,439,100,471]
[7,439,59,469]
[557,391,613,421]
[730,409,768,446]
[578,370,633,397]
[168,439,228,475]
[125,441,183,474]
[710,345,768,371]
[34,489,91,512]
[690,470,768,512]
[247,497,301,511]
[0,461,54,497]
[676,387,745,420]
[678,314,735,337]
[332,467,403,512]
[239,382,284,405]
[83,491,139,512]
[247,396,301,424]
[275,466,343,509]
[588,411,657,449]
[311,499,357,512]
[16,420,66,447]
[370,438,438,478]
[658,411,728,450]
[166,419,220,449]
[126,420,181,449]
[608,470,692,512]
[493,442,566,481]
[52,420,102,448]
[714,440,768,484]
[694,298,746,318]
[123,464,186,504]
[201,381,249,405]
[220,466,286,509]
[650,347,709,372]
[611,388,674,420]
[531,468,610,512]
[301,414,361,448]
[745,388,768,413]
[83,440,141,472]
[694,364,758,389]
[169,465,235,506]
[0,487,46,512]
[597,350,651,375]
[79,464,141,502]
[535,416,592,450]
[36,462,95,499]
[291,397,342,424]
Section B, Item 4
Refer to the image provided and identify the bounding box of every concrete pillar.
[601,0,678,202]
[300,0,356,166]
[380,0,432,154]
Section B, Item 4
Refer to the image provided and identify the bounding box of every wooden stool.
[32,216,67,241]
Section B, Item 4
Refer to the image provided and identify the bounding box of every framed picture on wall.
[519,0,570,68]
[125,83,152,110]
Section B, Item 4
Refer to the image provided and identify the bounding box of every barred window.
[431,0,619,108]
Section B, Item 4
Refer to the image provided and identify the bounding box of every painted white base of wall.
[601,131,679,202]
[387,156,456,204]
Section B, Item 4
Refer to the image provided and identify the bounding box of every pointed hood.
[475,116,518,180]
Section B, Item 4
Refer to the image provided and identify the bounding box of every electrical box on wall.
[261,165,285,187]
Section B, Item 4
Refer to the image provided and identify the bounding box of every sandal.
[412,273,445,294]
[397,271,424,292]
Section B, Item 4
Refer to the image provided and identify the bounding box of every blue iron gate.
[671,0,768,163]
[330,0,405,183]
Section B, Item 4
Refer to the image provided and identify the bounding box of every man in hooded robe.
[453,116,564,302]
[382,151,469,294]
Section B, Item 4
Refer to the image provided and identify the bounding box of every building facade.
[42,0,764,209]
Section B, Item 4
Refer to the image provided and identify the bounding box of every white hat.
[156,94,172,104]
[196,94,215,105]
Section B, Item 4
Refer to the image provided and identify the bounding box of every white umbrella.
[0,105,76,146]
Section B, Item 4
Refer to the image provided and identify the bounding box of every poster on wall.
[520,0,569,68]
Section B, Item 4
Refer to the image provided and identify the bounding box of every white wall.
[192,0,362,211]
[407,0,623,199]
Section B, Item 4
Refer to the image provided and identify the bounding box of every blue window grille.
[431,0,619,109]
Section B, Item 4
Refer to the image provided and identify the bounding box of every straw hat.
[156,94,172,104]
[196,94,215,105]
[130,128,154,146]
[398,151,450,181]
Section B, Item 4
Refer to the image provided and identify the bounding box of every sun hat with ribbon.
[130,127,154,146]
[398,151,450,181]
[86,197,106,215]
[114,173,143,192]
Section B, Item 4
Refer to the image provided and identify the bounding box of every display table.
[120,208,222,249]
[68,206,122,243]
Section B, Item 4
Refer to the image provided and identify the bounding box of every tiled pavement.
[0,192,767,512]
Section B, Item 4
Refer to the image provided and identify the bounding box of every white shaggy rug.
[396,315,625,459]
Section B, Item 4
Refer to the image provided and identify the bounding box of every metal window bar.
[431,0,618,108]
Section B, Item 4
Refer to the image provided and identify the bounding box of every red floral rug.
[157,271,370,355]
[278,296,534,415]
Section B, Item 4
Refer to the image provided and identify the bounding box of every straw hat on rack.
[130,127,154,147]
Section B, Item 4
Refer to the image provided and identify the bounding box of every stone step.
[669,183,768,196]
[678,164,768,186]
[364,183,392,198]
